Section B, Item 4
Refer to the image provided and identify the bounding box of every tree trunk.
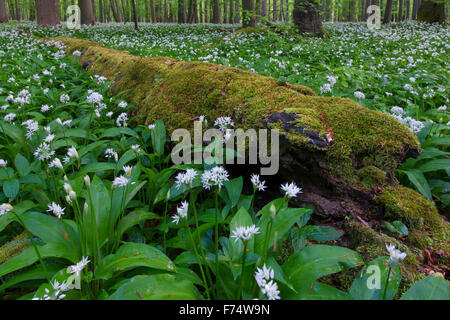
[0,0,7,22]
[417,0,445,23]
[164,0,168,21]
[272,0,276,21]
[99,0,104,22]
[398,0,404,21]
[110,0,122,22]
[213,0,221,23]
[383,0,393,23]
[178,0,186,22]
[405,0,410,20]
[36,0,60,26]
[293,0,323,37]
[80,0,95,25]
[229,0,233,23]
[412,0,420,20]
[131,0,138,29]
[234,0,240,23]
[348,0,355,22]
[242,0,256,27]
[261,0,266,17]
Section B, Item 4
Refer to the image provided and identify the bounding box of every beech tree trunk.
[80,0,95,25]
[213,0,221,23]
[0,0,7,23]
[293,0,323,36]
[234,0,240,23]
[383,0,393,23]
[178,0,186,22]
[242,0,256,27]
[110,0,122,22]
[131,0,138,29]
[36,0,60,26]
[417,0,445,23]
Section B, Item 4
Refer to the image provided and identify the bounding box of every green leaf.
[392,220,408,236]
[107,274,197,300]
[0,263,62,292]
[400,169,432,200]
[152,120,166,157]
[302,225,343,241]
[117,209,160,239]
[224,177,243,208]
[95,242,175,280]
[400,275,450,300]
[283,245,363,288]
[3,179,19,200]
[417,159,450,173]
[350,257,401,300]
[75,162,117,177]
[99,127,138,138]
[284,281,352,300]
[14,153,30,177]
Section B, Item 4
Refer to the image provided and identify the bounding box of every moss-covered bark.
[49,38,448,289]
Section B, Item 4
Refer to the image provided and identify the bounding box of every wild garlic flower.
[230,224,260,242]
[84,175,91,187]
[86,91,103,105]
[118,101,128,109]
[386,244,407,267]
[354,91,365,99]
[250,174,266,192]
[4,113,16,123]
[0,203,13,216]
[175,168,198,189]
[123,166,132,178]
[68,256,90,276]
[112,175,130,188]
[60,94,70,104]
[172,201,189,225]
[147,123,155,130]
[72,50,81,56]
[116,112,128,127]
[22,119,39,140]
[63,183,76,204]
[0,159,7,168]
[104,148,118,161]
[47,202,65,219]
[49,158,63,170]
[254,265,280,300]
[40,104,52,113]
[66,146,79,161]
[214,116,234,132]
[201,166,229,191]
[281,182,302,199]
[33,142,55,161]
[33,287,66,300]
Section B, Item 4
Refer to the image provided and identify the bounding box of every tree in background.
[383,0,393,23]
[242,0,256,27]
[36,0,60,26]
[0,0,8,22]
[293,0,323,36]
[80,0,95,25]
[418,0,446,23]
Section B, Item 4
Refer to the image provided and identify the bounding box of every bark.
[36,0,60,26]
[272,0,276,21]
[242,0,256,27]
[229,0,233,23]
[383,0,393,23]
[131,0,138,29]
[398,0,404,21]
[164,0,168,21]
[0,0,7,22]
[348,0,355,22]
[234,0,240,23]
[80,0,95,25]
[99,0,104,22]
[417,0,445,23]
[261,0,266,17]
[405,0,410,20]
[178,0,186,22]
[213,0,221,23]
[412,0,420,20]
[110,0,122,22]
[293,0,323,37]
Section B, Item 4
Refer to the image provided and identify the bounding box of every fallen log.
[47,37,449,288]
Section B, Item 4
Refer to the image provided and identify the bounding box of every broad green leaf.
[350,256,401,300]
[302,225,343,241]
[3,179,19,200]
[14,153,30,176]
[400,169,432,200]
[283,245,363,288]
[95,242,175,280]
[417,159,450,173]
[107,274,197,300]
[117,209,160,239]
[224,177,243,208]
[401,275,450,300]
[284,281,353,300]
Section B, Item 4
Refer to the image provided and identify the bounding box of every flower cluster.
[172,201,189,224]
[201,166,229,191]
[254,265,281,300]
[230,224,260,242]
[175,168,198,189]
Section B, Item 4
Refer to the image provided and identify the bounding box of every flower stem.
[382,266,392,300]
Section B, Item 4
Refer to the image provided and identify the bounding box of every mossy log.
[50,38,449,285]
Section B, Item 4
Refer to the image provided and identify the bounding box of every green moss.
[357,165,388,189]
[407,230,433,250]
[378,186,449,253]
[345,221,422,292]
[51,37,420,188]
[0,232,30,265]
